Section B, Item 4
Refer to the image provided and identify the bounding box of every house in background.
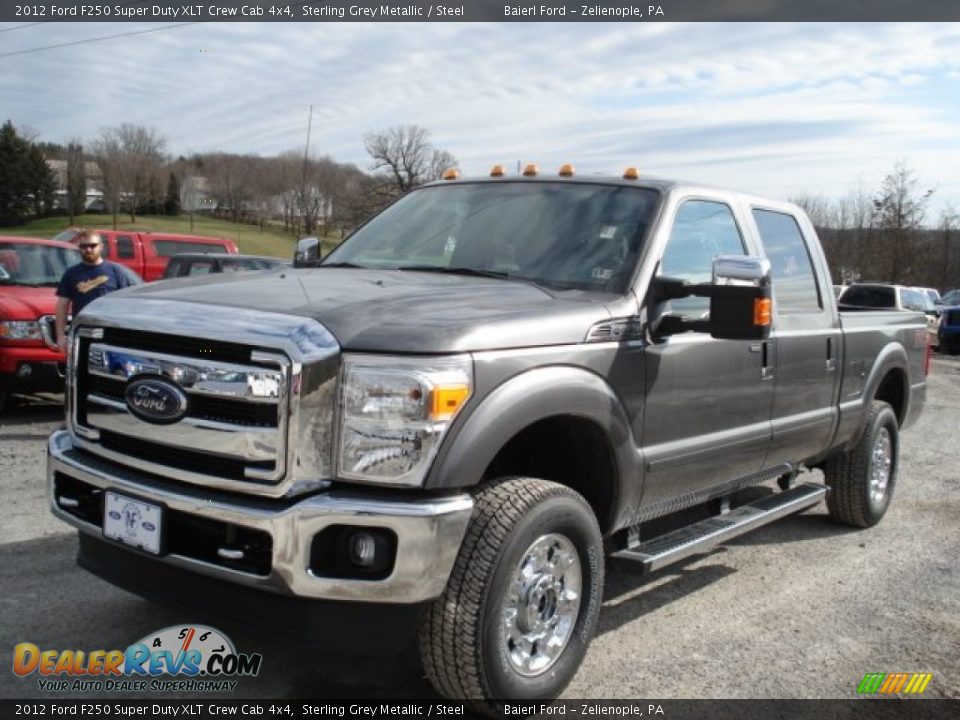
[46,159,106,212]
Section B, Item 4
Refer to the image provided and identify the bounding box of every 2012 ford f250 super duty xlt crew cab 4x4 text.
[48,167,927,710]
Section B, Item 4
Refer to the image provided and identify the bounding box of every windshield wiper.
[0,280,41,287]
[398,265,511,280]
[319,262,367,269]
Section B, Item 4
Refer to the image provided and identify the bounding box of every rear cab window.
[152,239,230,257]
[841,286,896,308]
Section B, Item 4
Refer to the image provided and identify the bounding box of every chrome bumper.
[48,429,474,604]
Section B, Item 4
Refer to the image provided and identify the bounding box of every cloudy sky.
[2,21,959,218]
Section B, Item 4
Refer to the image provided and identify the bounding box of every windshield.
[324,181,660,292]
[0,242,79,286]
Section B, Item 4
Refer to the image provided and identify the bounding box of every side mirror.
[652,256,772,341]
[709,256,772,340]
[293,236,321,268]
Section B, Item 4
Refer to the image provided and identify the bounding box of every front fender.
[425,365,642,509]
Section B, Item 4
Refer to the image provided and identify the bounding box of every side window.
[752,209,822,314]
[659,200,746,318]
[187,261,214,276]
[117,235,135,259]
[900,288,925,312]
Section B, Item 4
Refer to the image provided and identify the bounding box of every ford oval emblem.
[124,377,189,425]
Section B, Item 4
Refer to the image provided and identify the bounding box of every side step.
[611,482,827,573]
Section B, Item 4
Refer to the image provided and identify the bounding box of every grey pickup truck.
[49,167,927,708]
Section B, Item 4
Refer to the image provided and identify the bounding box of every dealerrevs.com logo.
[13,625,262,692]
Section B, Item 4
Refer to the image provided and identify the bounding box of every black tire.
[419,478,604,712]
[824,400,899,528]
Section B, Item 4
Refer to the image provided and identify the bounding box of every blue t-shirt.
[56,261,132,315]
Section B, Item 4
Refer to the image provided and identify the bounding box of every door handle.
[760,341,773,380]
[826,337,837,372]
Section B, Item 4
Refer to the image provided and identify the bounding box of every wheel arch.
[843,343,908,451]
[425,366,641,534]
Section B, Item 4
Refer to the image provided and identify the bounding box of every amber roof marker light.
[623,167,640,180]
[442,168,461,181]
[522,164,539,177]
[558,164,575,177]
[490,165,506,177]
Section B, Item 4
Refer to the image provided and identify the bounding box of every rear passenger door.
[751,207,841,466]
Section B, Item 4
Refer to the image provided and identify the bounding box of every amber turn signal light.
[429,385,470,421]
[754,298,772,326]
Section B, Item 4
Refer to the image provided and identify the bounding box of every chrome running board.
[612,483,827,573]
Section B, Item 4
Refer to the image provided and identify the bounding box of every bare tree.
[205,153,254,222]
[939,205,959,293]
[92,124,167,223]
[363,124,457,197]
[872,161,934,284]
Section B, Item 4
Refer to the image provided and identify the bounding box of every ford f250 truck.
[48,168,927,709]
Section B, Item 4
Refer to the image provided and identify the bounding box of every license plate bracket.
[103,491,164,555]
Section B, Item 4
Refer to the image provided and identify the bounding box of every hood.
[113,268,617,352]
[0,285,58,320]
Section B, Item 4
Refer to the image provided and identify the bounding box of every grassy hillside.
[0,215,344,258]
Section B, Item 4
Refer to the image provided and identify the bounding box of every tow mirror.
[653,256,772,341]
[709,256,772,340]
[294,236,321,268]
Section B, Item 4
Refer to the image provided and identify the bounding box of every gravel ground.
[1,358,958,702]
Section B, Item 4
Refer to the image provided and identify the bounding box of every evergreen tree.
[0,121,55,225]
[164,171,181,215]
[66,141,87,223]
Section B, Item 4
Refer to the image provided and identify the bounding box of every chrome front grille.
[75,339,289,487]
[67,299,341,499]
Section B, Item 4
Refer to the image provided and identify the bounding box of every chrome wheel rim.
[870,427,893,506]
[501,533,582,677]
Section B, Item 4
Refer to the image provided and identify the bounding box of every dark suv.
[162,253,288,279]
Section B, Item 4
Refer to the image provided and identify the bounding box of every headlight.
[338,354,472,486]
[0,320,42,341]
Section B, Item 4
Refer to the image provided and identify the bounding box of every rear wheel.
[419,478,604,713]
[824,400,899,528]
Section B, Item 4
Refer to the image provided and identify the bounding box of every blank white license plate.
[103,492,163,555]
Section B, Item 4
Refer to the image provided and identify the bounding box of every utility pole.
[300,104,313,236]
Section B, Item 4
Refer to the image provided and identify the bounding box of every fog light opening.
[348,531,377,568]
[17,363,32,378]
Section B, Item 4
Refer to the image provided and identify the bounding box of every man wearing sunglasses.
[55,230,133,351]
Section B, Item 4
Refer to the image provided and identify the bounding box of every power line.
[0,23,44,33]
[0,22,198,59]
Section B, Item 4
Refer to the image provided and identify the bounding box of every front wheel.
[419,478,604,712]
[824,400,899,528]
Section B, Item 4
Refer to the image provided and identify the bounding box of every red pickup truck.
[54,229,238,281]
[0,236,79,412]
